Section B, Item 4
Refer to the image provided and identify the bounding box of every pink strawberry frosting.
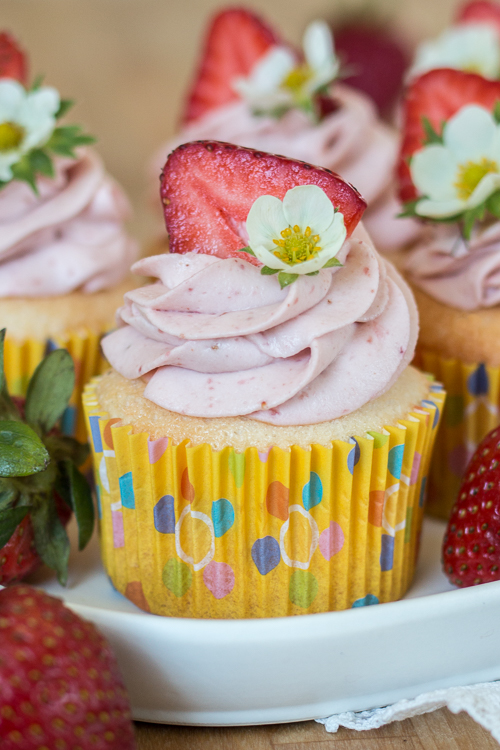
[102,224,418,425]
[152,85,421,252]
[404,222,500,311]
[0,150,138,297]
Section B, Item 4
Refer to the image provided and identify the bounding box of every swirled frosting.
[152,85,421,252]
[0,150,138,297]
[102,224,418,425]
[404,222,500,311]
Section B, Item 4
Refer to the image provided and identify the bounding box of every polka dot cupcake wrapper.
[5,330,108,442]
[83,379,445,619]
[416,349,500,521]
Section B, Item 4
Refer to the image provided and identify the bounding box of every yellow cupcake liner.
[415,349,500,521]
[5,329,108,443]
[83,378,445,619]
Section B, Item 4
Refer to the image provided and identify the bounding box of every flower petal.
[0,152,18,181]
[415,197,465,218]
[282,184,334,233]
[408,24,500,80]
[444,104,497,162]
[411,145,458,201]
[251,244,290,271]
[233,46,295,100]
[303,20,335,72]
[246,194,287,252]
[0,79,24,121]
[467,171,500,208]
[290,212,346,274]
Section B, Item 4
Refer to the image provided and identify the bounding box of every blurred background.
[0,0,463,240]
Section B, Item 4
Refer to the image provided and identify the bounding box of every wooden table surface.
[134,710,499,749]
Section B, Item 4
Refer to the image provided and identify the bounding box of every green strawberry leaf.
[10,154,38,193]
[30,498,70,585]
[323,257,343,269]
[0,478,18,511]
[29,148,54,179]
[422,116,443,145]
[0,421,50,477]
[58,460,94,550]
[398,199,421,219]
[0,506,29,548]
[25,349,75,433]
[45,434,89,467]
[260,266,279,275]
[278,272,299,289]
[238,246,256,256]
[486,190,500,218]
[0,330,20,421]
[46,125,96,158]
[56,98,74,119]
[494,101,500,125]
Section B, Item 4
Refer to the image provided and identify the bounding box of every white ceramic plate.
[31,518,500,726]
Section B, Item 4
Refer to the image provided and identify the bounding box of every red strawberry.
[161,141,367,260]
[0,585,136,749]
[456,0,500,35]
[443,426,500,587]
[182,7,282,125]
[333,23,409,117]
[0,32,27,84]
[398,68,500,202]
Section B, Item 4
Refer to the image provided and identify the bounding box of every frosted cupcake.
[84,141,443,618]
[0,33,138,440]
[150,8,421,254]
[396,66,500,518]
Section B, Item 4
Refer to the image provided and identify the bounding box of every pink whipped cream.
[102,224,418,425]
[0,150,138,297]
[152,85,421,252]
[404,222,500,311]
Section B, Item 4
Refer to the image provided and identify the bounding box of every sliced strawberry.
[161,141,367,260]
[398,68,500,202]
[182,7,281,125]
[0,32,27,84]
[456,0,500,35]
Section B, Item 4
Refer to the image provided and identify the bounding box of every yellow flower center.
[283,65,313,93]
[0,122,24,152]
[272,225,321,266]
[454,157,499,200]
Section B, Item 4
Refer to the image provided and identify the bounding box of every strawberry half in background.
[397,68,500,203]
[0,329,94,586]
[0,585,136,749]
[443,426,500,587]
[161,140,366,259]
[457,0,500,35]
[183,8,281,125]
[0,31,27,84]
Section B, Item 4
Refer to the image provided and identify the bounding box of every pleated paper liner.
[5,330,108,443]
[415,349,500,521]
[83,379,445,619]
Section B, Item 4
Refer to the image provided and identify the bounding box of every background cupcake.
[85,141,443,618]
[395,65,500,518]
[0,33,138,441]
[149,7,421,255]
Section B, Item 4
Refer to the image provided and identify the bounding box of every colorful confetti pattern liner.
[83,379,445,619]
[416,349,500,521]
[5,330,108,442]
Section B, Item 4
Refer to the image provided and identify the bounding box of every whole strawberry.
[0,31,27,84]
[443,426,500,587]
[0,329,94,585]
[0,585,136,749]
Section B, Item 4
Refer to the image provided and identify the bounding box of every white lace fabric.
[317,682,500,742]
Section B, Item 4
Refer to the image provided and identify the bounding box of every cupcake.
[84,141,443,619]
[395,66,500,518]
[149,8,421,255]
[0,33,138,441]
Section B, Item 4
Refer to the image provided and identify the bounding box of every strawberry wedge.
[457,0,500,35]
[398,68,500,202]
[161,141,367,260]
[0,32,27,84]
[183,7,281,125]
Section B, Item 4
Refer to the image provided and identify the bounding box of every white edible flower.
[233,20,340,115]
[0,79,60,181]
[411,105,500,218]
[408,23,500,81]
[246,184,346,276]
